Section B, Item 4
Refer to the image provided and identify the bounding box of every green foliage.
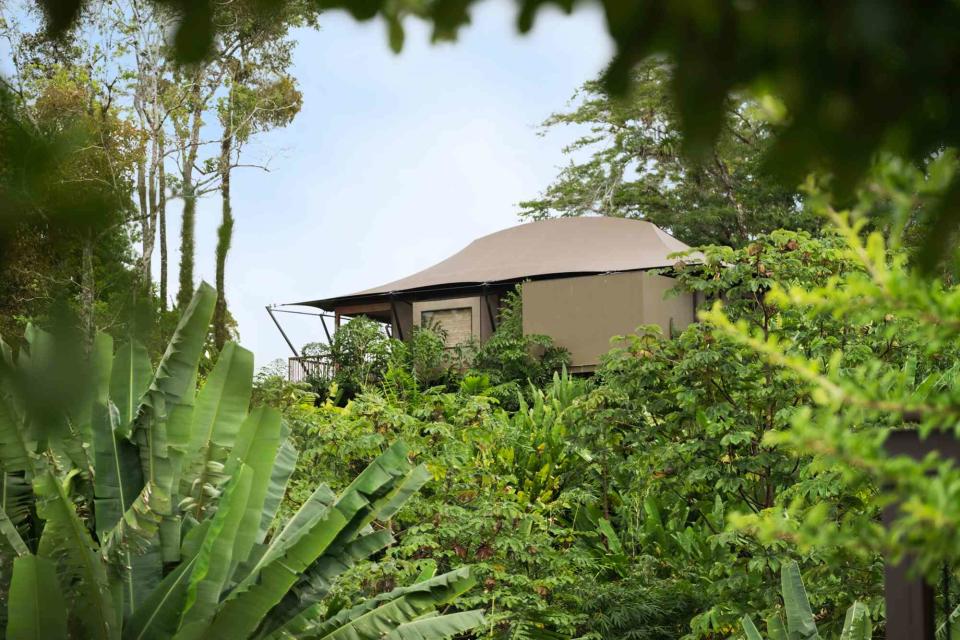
[741,561,872,640]
[0,283,480,640]
[701,155,960,590]
[272,354,712,638]
[271,211,960,637]
[19,0,960,266]
[303,316,402,401]
[521,59,816,248]
[467,288,570,405]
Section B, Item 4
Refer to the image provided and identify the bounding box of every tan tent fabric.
[299,217,699,309]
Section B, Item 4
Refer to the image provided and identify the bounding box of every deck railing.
[288,356,333,383]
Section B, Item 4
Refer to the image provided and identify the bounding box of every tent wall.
[521,271,696,371]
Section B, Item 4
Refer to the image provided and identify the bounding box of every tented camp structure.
[289,217,701,372]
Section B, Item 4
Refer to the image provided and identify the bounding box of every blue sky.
[177,2,613,369]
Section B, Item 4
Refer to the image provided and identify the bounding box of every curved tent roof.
[296,217,698,310]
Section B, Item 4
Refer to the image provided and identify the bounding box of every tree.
[118,0,177,304]
[0,7,143,346]
[702,152,960,591]
[211,6,303,349]
[520,60,817,247]
[21,0,960,262]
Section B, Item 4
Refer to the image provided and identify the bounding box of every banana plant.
[741,561,871,640]
[500,368,587,505]
[0,283,482,640]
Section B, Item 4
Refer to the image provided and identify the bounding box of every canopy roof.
[295,217,698,310]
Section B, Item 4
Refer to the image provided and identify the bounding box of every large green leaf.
[767,613,788,640]
[201,483,354,638]
[111,341,153,432]
[742,615,763,640]
[0,503,28,555]
[267,471,432,635]
[203,443,418,639]
[139,282,216,417]
[259,443,428,635]
[259,430,298,543]
[839,602,871,640]
[122,521,210,640]
[376,463,432,521]
[72,332,113,446]
[265,529,396,637]
[386,610,485,640]
[183,341,254,519]
[133,283,215,562]
[1,472,33,549]
[301,567,476,640]
[6,554,67,640]
[92,401,145,538]
[92,398,162,614]
[35,470,118,639]
[781,561,820,640]
[0,392,37,475]
[225,406,282,573]
[177,464,254,637]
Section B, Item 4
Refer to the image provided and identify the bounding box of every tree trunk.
[176,81,204,309]
[136,148,153,287]
[158,131,168,311]
[80,233,96,352]
[141,129,159,291]
[213,129,233,350]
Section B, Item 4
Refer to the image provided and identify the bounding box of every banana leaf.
[132,284,214,562]
[177,464,254,635]
[0,503,28,555]
[6,554,68,640]
[259,431,298,543]
[111,341,153,433]
[205,443,418,638]
[298,567,476,640]
[0,392,37,475]
[386,609,486,640]
[35,470,118,639]
[781,561,820,640]
[225,406,282,574]
[122,521,210,640]
[839,602,871,640]
[183,341,254,519]
[742,615,763,640]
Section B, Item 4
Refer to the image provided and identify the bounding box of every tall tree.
[108,0,180,307]
[211,17,302,348]
[520,60,817,247]
[172,69,207,310]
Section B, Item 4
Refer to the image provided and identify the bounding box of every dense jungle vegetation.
[254,153,960,637]
[4,0,960,639]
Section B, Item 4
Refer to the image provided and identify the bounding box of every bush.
[467,287,570,408]
[303,315,401,401]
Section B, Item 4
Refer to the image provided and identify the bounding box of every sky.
[171,2,614,370]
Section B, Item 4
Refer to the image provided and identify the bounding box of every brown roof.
[296,217,698,310]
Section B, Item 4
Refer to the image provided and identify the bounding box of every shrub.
[468,287,570,408]
[303,315,401,401]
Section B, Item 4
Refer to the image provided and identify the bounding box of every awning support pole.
[320,314,332,344]
[389,296,404,341]
[266,306,300,358]
[483,284,497,334]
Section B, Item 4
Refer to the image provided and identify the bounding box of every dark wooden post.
[883,430,960,639]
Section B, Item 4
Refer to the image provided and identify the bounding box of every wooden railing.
[287,356,333,383]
